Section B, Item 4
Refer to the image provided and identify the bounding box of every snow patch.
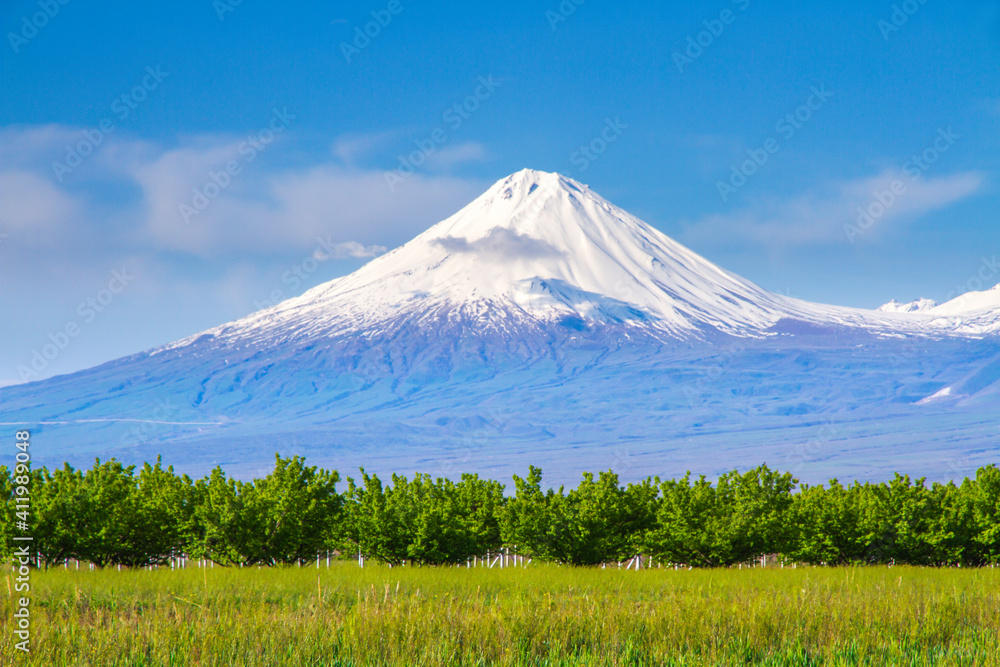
[917,385,955,405]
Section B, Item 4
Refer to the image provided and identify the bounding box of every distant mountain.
[3,170,999,486]
[878,298,939,314]
[879,283,1000,334]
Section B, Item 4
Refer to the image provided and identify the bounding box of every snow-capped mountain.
[922,283,1000,335]
[158,169,969,350]
[878,284,1000,334]
[878,298,939,314]
[2,170,999,486]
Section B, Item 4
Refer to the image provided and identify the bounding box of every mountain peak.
[878,298,938,314]
[169,171,998,352]
[491,168,575,197]
[243,170,811,340]
[419,170,590,241]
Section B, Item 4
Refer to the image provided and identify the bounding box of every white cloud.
[319,241,387,259]
[0,170,79,231]
[127,142,246,254]
[683,170,986,249]
[425,142,491,170]
[261,165,484,249]
[0,125,79,168]
[0,126,491,301]
[330,131,397,166]
[432,227,563,259]
[99,136,488,257]
[840,170,983,222]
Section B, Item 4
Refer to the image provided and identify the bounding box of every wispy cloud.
[425,141,492,170]
[0,125,490,328]
[843,170,983,223]
[0,128,487,261]
[0,125,79,168]
[433,228,563,259]
[682,170,986,249]
[127,142,248,254]
[0,170,79,238]
[331,131,398,166]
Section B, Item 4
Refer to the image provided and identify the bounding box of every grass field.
[1,563,998,666]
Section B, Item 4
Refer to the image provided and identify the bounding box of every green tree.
[500,466,563,563]
[345,471,503,565]
[34,464,89,567]
[971,465,1000,564]
[406,473,506,564]
[191,455,341,565]
[646,465,796,567]
[924,480,975,565]
[189,466,250,565]
[555,471,656,565]
[132,458,194,564]
[73,458,188,567]
[855,474,948,565]
[345,469,410,565]
[789,480,866,565]
[246,455,342,564]
[502,468,655,565]
[452,473,506,556]
[644,472,717,566]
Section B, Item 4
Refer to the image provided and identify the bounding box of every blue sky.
[2,0,999,384]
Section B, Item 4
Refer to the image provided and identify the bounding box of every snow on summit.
[878,298,939,314]
[879,284,1000,334]
[173,169,984,351]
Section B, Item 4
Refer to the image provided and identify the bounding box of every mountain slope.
[2,170,998,485]
[162,169,961,354]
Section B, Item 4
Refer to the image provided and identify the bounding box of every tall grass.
[1,563,998,665]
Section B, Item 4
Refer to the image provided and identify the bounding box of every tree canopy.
[3,456,999,569]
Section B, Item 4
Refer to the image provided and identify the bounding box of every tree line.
[2,456,999,568]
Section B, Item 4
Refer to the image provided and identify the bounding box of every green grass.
[1,563,998,666]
